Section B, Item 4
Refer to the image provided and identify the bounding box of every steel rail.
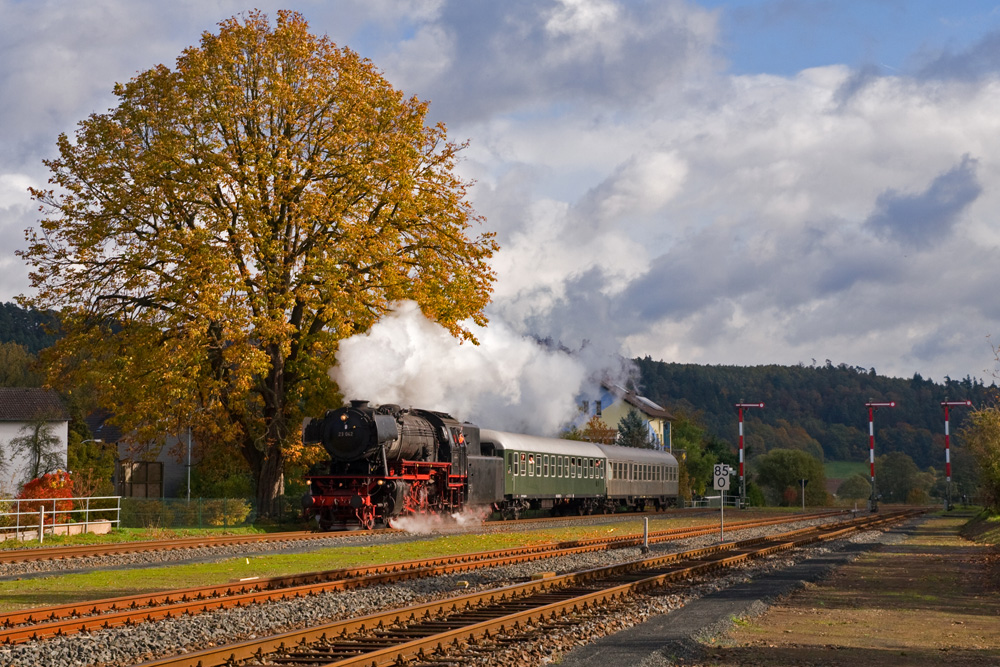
[0,508,843,565]
[0,511,841,643]
[0,530,338,565]
[125,510,922,667]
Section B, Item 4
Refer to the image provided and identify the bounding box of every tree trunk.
[254,446,285,519]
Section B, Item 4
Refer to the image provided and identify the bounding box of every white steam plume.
[332,301,598,434]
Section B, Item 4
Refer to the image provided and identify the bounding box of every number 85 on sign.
[713,464,731,491]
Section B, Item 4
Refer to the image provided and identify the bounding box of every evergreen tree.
[617,409,653,448]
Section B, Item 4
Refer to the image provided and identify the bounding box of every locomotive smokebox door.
[373,415,399,443]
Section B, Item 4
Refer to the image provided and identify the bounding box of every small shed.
[86,411,191,499]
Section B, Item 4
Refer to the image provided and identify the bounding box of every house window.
[120,461,163,498]
[595,400,602,416]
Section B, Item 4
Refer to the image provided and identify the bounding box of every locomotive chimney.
[350,399,370,408]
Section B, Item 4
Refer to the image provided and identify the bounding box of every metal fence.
[686,494,742,509]
[0,496,122,543]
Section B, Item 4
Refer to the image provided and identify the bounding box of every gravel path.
[0,514,888,667]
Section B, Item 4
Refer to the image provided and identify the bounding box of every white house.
[0,388,69,496]
[579,382,673,450]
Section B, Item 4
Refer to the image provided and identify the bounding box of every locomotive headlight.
[377,480,384,485]
[340,414,348,421]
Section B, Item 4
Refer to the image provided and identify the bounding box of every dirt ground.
[697,513,1000,666]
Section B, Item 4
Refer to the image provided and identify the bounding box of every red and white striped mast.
[865,400,895,511]
[735,401,764,508]
[942,398,971,510]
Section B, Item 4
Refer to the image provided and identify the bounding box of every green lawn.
[824,461,867,479]
[0,518,681,611]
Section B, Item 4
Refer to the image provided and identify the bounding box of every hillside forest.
[635,356,998,503]
[636,357,996,469]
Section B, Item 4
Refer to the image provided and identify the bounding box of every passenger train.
[302,400,680,529]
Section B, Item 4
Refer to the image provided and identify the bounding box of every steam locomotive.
[302,400,680,529]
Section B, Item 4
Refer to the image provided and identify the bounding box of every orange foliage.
[18,471,75,524]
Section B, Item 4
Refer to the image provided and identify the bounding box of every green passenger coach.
[479,429,679,519]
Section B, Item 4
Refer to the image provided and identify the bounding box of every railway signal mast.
[865,400,896,512]
[942,398,972,511]
[735,401,764,508]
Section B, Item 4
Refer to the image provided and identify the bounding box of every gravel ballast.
[0,514,913,667]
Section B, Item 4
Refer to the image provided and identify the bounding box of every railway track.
[124,509,921,667]
[0,530,332,565]
[0,507,774,566]
[0,511,843,645]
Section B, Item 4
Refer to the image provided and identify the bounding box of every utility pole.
[735,402,764,508]
[941,398,971,510]
[865,400,896,512]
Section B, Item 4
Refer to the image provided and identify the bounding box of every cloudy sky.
[4,0,1000,398]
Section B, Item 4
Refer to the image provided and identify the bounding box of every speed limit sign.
[713,464,730,491]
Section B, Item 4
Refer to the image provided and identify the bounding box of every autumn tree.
[670,409,716,499]
[581,415,617,445]
[0,342,43,388]
[959,406,1000,510]
[20,11,497,516]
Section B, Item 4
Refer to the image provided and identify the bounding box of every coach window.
[509,452,516,476]
[543,455,549,477]
[519,453,526,476]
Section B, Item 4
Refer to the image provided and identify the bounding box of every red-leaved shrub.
[18,471,75,524]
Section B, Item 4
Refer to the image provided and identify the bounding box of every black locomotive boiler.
[302,400,503,529]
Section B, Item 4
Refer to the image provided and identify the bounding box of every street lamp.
[735,401,764,508]
[941,398,972,510]
[865,400,896,512]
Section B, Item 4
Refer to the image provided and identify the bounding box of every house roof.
[84,410,124,443]
[0,388,70,422]
[602,383,673,420]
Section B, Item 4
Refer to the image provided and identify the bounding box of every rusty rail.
[0,511,843,644]
[127,509,921,667]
